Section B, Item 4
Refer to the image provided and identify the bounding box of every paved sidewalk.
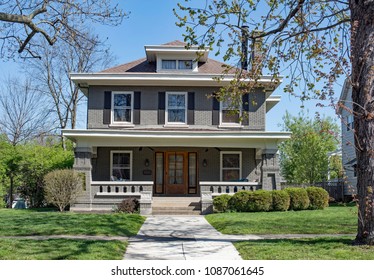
[124,216,244,260]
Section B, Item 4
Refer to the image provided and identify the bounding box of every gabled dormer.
[144,40,209,73]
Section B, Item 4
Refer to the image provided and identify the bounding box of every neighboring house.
[338,79,357,196]
[63,40,291,214]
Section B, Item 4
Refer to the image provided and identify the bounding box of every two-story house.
[63,40,291,214]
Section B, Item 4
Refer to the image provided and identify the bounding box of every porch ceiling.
[63,129,291,149]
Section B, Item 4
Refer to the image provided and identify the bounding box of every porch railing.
[91,181,153,215]
[92,181,153,196]
[199,181,261,214]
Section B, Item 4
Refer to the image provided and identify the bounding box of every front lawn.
[206,204,357,235]
[235,237,374,260]
[0,238,127,260]
[0,209,145,237]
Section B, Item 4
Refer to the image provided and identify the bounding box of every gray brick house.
[63,40,290,214]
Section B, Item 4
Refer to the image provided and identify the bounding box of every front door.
[165,152,188,194]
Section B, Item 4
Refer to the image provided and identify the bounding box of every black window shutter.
[187,92,195,125]
[103,91,112,124]
[242,93,249,125]
[212,95,220,125]
[133,91,141,124]
[158,92,165,124]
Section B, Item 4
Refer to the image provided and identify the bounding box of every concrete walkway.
[124,216,244,260]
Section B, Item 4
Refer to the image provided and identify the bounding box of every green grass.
[206,204,357,235]
[0,209,145,237]
[0,238,127,260]
[235,237,374,260]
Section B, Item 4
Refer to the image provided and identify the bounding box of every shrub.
[213,194,231,212]
[115,198,139,213]
[306,187,329,209]
[284,187,310,210]
[227,191,252,212]
[44,169,83,212]
[271,190,290,211]
[246,190,272,212]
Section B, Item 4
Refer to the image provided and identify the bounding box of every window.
[112,92,133,124]
[110,151,132,181]
[166,92,187,124]
[220,99,241,126]
[162,60,176,69]
[346,115,354,131]
[161,59,193,70]
[178,60,193,69]
[220,152,242,181]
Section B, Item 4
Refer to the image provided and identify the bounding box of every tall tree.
[0,77,52,207]
[25,31,115,147]
[175,0,374,245]
[279,112,339,184]
[0,0,126,59]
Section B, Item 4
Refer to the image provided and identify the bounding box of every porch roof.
[63,129,291,149]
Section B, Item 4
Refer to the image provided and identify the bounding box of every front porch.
[64,129,290,214]
[70,180,261,214]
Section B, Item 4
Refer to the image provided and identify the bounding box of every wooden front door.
[165,152,188,194]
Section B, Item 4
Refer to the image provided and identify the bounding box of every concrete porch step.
[152,207,201,215]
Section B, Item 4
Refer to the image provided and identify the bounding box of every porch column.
[73,147,93,209]
[260,149,281,191]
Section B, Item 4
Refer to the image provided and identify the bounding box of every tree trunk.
[8,175,13,208]
[350,0,374,245]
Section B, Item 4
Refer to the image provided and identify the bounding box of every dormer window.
[178,60,193,69]
[162,60,177,69]
[161,59,193,70]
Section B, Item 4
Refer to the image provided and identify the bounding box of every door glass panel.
[189,153,196,187]
[168,154,184,184]
[155,153,164,193]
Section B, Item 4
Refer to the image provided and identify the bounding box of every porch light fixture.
[202,159,208,167]
[144,158,150,167]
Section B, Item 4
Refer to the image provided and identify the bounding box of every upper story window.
[178,60,193,69]
[346,115,354,131]
[220,99,241,126]
[161,59,193,70]
[166,92,187,124]
[112,92,133,124]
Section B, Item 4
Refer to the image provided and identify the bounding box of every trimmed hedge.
[213,194,231,212]
[246,190,272,212]
[271,190,290,211]
[217,187,326,213]
[284,187,310,210]
[228,191,252,212]
[306,187,329,209]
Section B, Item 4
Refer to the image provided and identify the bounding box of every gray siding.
[87,86,266,130]
[340,86,357,194]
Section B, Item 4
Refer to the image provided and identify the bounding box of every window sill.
[109,124,135,128]
[218,124,244,128]
[163,124,190,128]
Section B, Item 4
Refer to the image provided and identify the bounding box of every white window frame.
[219,99,242,127]
[111,91,134,125]
[165,92,188,125]
[220,151,242,181]
[110,150,133,181]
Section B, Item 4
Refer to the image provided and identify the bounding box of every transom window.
[112,92,133,123]
[166,92,187,124]
[220,152,242,181]
[220,99,241,126]
[161,59,193,70]
[110,151,132,181]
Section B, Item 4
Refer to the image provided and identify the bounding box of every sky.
[0,0,344,131]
